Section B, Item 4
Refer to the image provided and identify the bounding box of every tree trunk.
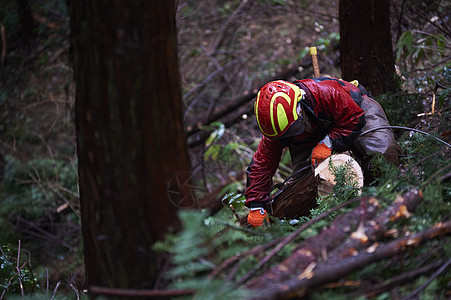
[69,0,193,292]
[17,0,37,43]
[339,0,395,96]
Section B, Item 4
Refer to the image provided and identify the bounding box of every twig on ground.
[16,240,24,297]
[354,258,449,298]
[401,258,451,300]
[70,283,80,300]
[1,23,5,66]
[46,268,49,298]
[208,238,281,280]
[89,286,195,298]
[50,282,61,300]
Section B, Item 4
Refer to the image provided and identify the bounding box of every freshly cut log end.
[315,154,364,196]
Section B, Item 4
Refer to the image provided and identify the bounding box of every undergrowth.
[153,129,450,299]
[1,0,449,298]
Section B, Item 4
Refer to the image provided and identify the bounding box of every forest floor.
[0,0,450,295]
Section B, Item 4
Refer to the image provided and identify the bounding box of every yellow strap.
[350,80,359,87]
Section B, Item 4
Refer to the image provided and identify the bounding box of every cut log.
[271,168,318,219]
[271,154,363,220]
[315,154,364,196]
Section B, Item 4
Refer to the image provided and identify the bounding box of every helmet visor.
[282,117,306,138]
[272,115,306,140]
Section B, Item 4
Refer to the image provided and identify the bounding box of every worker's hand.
[247,207,269,228]
[311,142,332,166]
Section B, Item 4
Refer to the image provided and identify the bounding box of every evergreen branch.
[245,190,425,296]
[255,221,451,299]
[208,238,281,280]
[423,162,451,186]
[401,258,451,300]
[351,258,448,298]
[402,148,449,174]
[237,197,361,285]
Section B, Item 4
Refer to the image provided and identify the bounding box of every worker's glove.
[247,207,269,228]
[311,136,332,166]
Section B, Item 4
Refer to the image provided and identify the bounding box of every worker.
[245,77,401,227]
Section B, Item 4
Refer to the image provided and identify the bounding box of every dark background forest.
[0,0,450,299]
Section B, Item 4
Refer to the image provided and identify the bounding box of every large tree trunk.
[69,0,193,291]
[339,0,396,96]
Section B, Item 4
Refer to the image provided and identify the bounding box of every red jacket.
[245,77,366,205]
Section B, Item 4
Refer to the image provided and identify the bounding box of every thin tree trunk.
[339,0,395,96]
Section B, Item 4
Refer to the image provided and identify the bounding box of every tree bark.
[17,0,37,44]
[271,168,318,219]
[339,0,396,96]
[69,0,193,292]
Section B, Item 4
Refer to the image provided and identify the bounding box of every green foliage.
[157,124,450,298]
[329,160,361,200]
[153,207,313,298]
[154,162,365,297]
[0,155,79,248]
[220,181,246,210]
[203,122,252,166]
[378,64,450,129]
[309,160,361,221]
[396,30,448,67]
[297,32,340,61]
[400,133,447,184]
[309,137,450,298]
[1,155,77,219]
[345,243,450,299]
[153,209,254,299]
[437,66,451,108]
[376,93,423,126]
[0,244,40,296]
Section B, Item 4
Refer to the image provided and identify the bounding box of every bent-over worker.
[246,77,401,227]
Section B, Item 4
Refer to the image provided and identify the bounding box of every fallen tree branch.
[186,63,297,134]
[186,58,315,148]
[253,220,450,299]
[246,190,424,290]
[237,196,361,285]
[354,258,450,298]
[89,285,195,298]
[401,258,451,300]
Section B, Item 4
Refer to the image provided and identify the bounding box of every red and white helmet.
[254,80,305,138]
